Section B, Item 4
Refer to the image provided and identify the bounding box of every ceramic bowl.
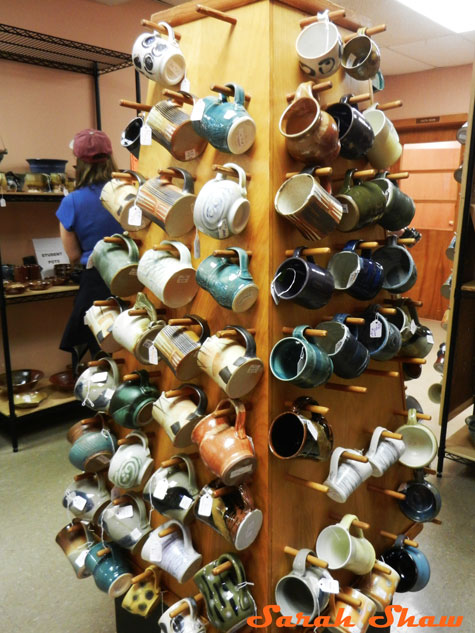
[0,369,44,393]
[27,280,52,292]
[4,282,26,295]
[14,390,49,408]
[45,276,67,286]
[49,370,76,392]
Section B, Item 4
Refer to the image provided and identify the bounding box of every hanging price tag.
[179,495,193,510]
[193,229,201,259]
[410,320,417,334]
[92,371,108,383]
[140,123,152,145]
[306,421,320,441]
[153,478,169,500]
[319,578,340,594]
[427,333,434,345]
[148,344,159,365]
[115,504,134,519]
[130,527,142,541]
[191,99,205,122]
[128,204,143,227]
[369,319,383,338]
[72,496,87,511]
[104,388,115,400]
[150,539,162,562]
[180,76,191,93]
[198,493,213,517]
[75,550,88,568]
[0,197,7,207]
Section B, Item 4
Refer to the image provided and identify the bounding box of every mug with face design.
[55,519,94,579]
[108,431,154,490]
[132,22,185,86]
[316,314,370,379]
[101,493,152,553]
[143,454,199,524]
[195,479,263,551]
[197,326,264,398]
[85,542,133,598]
[357,306,402,361]
[100,172,150,232]
[92,233,144,297]
[381,535,430,592]
[137,241,198,309]
[269,396,333,462]
[295,13,342,78]
[194,553,256,633]
[398,468,442,523]
[84,296,129,354]
[326,95,374,160]
[279,81,340,165]
[371,172,416,231]
[372,235,417,294]
[191,83,256,154]
[121,115,143,159]
[327,240,384,301]
[357,560,400,612]
[152,383,208,448]
[336,168,387,232]
[193,163,250,239]
[153,315,209,382]
[74,358,120,412]
[146,94,208,162]
[274,169,344,241]
[365,426,405,477]
[109,370,160,429]
[342,28,381,80]
[316,514,376,575]
[326,588,376,633]
[62,473,110,523]
[135,168,196,238]
[159,598,206,633]
[324,447,373,503]
[363,103,402,169]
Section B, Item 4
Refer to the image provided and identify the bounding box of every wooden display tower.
[111,0,438,629]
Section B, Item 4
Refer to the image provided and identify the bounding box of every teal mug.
[372,171,416,231]
[196,247,258,313]
[91,233,143,297]
[336,168,386,232]
[69,428,117,472]
[109,370,159,428]
[270,325,333,388]
[85,542,133,597]
[191,83,256,154]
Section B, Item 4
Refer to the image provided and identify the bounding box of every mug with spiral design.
[108,430,154,489]
[323,447,373,503]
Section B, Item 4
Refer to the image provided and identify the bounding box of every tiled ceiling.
[338,0,475,74]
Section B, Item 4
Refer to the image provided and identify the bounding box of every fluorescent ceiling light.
[395,0,475,33]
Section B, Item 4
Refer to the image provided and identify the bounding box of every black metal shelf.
[5,286,79,305]
[2,192,65,203]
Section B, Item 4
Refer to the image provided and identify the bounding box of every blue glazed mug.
[372,235,417,294]
[397,469,442,523]
[327,240,384,301]
[69,428,117,472]
[85,543,133,597]
[191,82,256,154]
[316,313,370,378]
[381,535,430,593]
[196,247,258,313]
[270,325,333,388]
[357,305,402,361]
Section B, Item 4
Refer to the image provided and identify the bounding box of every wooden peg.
[216,328,256,338]
[300,9,346,28]
[111,171,134,180]
[367,484,406,500]
[168,318,196,326]
[103,236,142,246]
[141,19,182,40]
[364,369,399,378]
[160,454,198,468]
[431,518,443,525]
[321,316,365,325]
[113,496,131,506]
[353,168,377,179]
[152,244,181,253]
[88,358,125,367]
[170,594,204,619]
[382,430,403,440]
[285,167,333,179]
[329,514,370,530]
[97,547,111,557]
[212,486,236,497]
[284,545,329,568]
[377,100,403,112]
[158,168,196,181]
[387,172,409,181]
[284,247,331,257]
[281,326,327,337]
[161,89,194,105]
[213,402,252,417]
[212,249,253,257]
[343,24,386,42]
[423,467,437,475]
[374,561,392,574]
[285,473,329,494]
[210,84,251,103]
[93,299,130,308]
[74,471,96,481]
[378,307,397,315]
[128,309,148,316]
[380,530,418,548]
[118,435,147,446]
[196,5,237,25]
[393,409,432,421]
[325,383,367,394]
[212,561,233,575]
[164,387,195,398]
[119,99,152,112]
[337,592,362,608]
[283,401,329,416]
[394,357,426,365]
[286,80,332,103]
[123,371,161,382]
[212,164,252,180]
[349,92,371,105]
[158,525,181,538]
[80,417,103,426]
[398,238,416,245]
[132,568,154,584]
[335,239,414,249]
[341,451,368,463]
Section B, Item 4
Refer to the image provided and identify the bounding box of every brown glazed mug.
[279,81,340,165]
[55,519,94,579]
[67,417,103,444]
[191,398,257,486]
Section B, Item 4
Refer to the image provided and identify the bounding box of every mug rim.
[275,173,315,215]
[279,99,321,139]
[270,337,308,381]
[296,20,340,61]
[268,410,308,459]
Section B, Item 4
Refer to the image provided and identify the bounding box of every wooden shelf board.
[445,426,475,462]
[5,285,79,304]
[0,379,76,418]
[461,280,475,292]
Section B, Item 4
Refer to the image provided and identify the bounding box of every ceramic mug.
[336,168,386,232]
[381,535,430,592]
[357,305,402,361]
[193,553,256,633]
[69,427,118,473]
[74,358,120,412]
[357,560,400,612]
[269,396,333,461]
[397,468,442,522]
[327,95,374,160]
[85,542,133,597]
[366,426,405,477]
[191,399,256,486]
[153,315,209,381]
[371,172,416,231]
[67,417,103,445]
[326,588,376,633]
[101,493,152,552]
[197,326,264,398]
[316,314,370,379]
[295,14,342,78]
[279,82,340,165]
[323,447,373,503]
[274,169,344,240]
[55,519,94,579]
[91,233,143,297]
[121,115,143,159]
[398,302,434,358]
[62,473,110,523]
[108,431,154,490]
[195,479,263,551]
[327,240,384,300]
[109,370,160,429]
[385,305,413,344]
[275,548,332,625]
[100,172,150,232]
[363,103,402,169]
[159,598,206,633]
[434,342,446,374]
[152,384,207,448]
[121,565,163,618]
[372,235,417,294]
[396,409,438,468]
[197,247,258,313]
[441,273,452,299]
[137,241,198,308]
[446,235,456,261]
[143,454,199,524]
[146,93,208,162]
[191,83,256,154]
[271,246,334,309]
[193,163,250,239]
[135,168,196,238]
[269,325,333,388]
[84,296,129,354]
[465,415,475,445]
[316,514,376,574]
[132,22,185,85]
[342,28,381,80]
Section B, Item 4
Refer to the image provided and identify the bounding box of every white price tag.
[193,229,201,259]
[128,204,143,227]
[427,333,434,345]
[92,371,108,383]
[72,496,87,511]
[153,478,169,500]
[191,99,205,122]
[198,493,213,517]
[180,76,191,93]
[369,318,383,338]
[319,578,340,594]
[62,186,69,196]
[184,149,197,161]
[75,550,88,568]
[86,253,94,270]
[217,219,230,239]
[179,495,193,510]
[306,421,320,441]
[410,320,417,334]
[150,539,162,562]
[104,388,115,400]
[148,344,159,365]
[115,504,134,519]
[130,527,142,541]
[140,123,152,146]
[0,198,6,208]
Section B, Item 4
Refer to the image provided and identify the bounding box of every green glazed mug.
[109,370,159,429]
[372,171,416,231]
[91,233,143,297]
[336,168,386,232]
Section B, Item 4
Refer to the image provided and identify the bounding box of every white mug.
[152,384,208,448]
[74,359,120,413]
[316,514,376,575]
[108,431,154,490]
[396,409,438,468]
[363,103,402,169]
[295,16,342,78]
[62,473,110,523]
[137,241,198,308]
[101,494,151,553]
[366,426,405,477]
[141,519,202,583]
[132,22,186,86]
[323,447,373,503]
[159,598,206,633]
[193,163,250,239]
[100,173,151,232]
[84,297,127,354]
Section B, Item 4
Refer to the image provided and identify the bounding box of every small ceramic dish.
[45,277,67,286]
[14,390,49,408]
[49,369,76,392]
[4,282,26,295]
[26,280,52,292]
[0,369,44,393]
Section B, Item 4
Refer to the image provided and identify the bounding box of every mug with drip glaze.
[69,424,118,473]
[62,472,110,523]
[135,167,196,238]
[326,95,374,160]
[85,543,133,598]
[357,560,400,612]
[132,22,185,86]
[335,168,386,232]
[152,383,207,448]
[365,426,405,477]
[357,305,402,361]
[326,588,376,633]
[101,493,152,553]
[108,370,159,429]
[316,313,370,379]
[55,519,94,579]
[100,172,150,232]
[327,240,384,301]
[84,295,129,355]
[342,28,381,80]
[91,233,143,297]
[323,447,373,503]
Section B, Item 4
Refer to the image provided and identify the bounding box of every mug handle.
[338,169,357,195]
[407,408,418,426]
[173,598,198,622]
[293,245,316,265]
[394,534,406,549]
[125,429,150,452]
[96,470,108,494]
[292,547,314,576]
[134,291,158,323]
[216,552,247,602]
[216,398,248,441]
[107,295,129,314]
[171,453,198,491]
[327,446,346,484]
[294,81,317,103]
[342,239,363,253]
[224,325,257,359]
[180,383,208,419]
[121,493,148,529]
[111,233,140,263]
[366,426,386,459]
[159,167,195,195]
[340,93,357,109]
[223,162,248,196]
[183,314,210,345]
[100,358,120,386]
[160,240,192,266]
[146,565,161,593]
[123,170,146,186]
[222,82,246,107]
[226,247,253,281]
[339,514,363,538]
[157,20,177,44]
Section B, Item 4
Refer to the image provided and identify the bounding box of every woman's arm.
[59,223,82,264]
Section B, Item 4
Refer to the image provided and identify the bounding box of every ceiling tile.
[390,35,475,67]
[461,31,475,42]
[379,47,434,76]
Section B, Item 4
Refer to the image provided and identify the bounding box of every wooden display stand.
[111,1,434,630]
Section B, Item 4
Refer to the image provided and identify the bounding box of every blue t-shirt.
[56,183,122,265]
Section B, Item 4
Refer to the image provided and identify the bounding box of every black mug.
[121,116,144,159]
[271,247,334,309]
[357,305,402,361]
[326,95,374,160]
[381,535,430,593]
[327,240,384,301]
[316,313,370,378]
